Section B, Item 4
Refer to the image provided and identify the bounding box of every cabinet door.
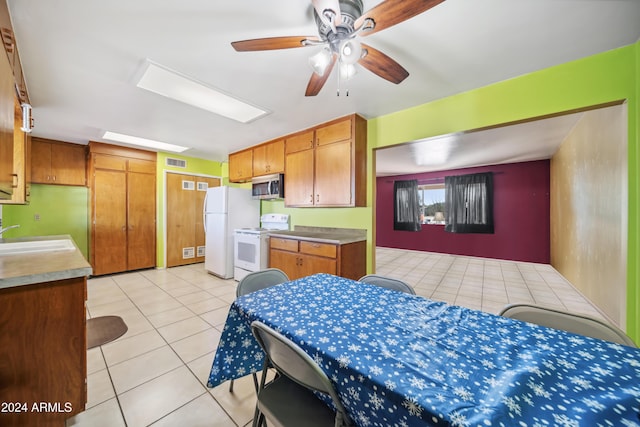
[298,253,337,277]
[253,139,284,176]
[286,131,314,154]
[30,138,52,183]
[228,149,253,182]
[127,171,156,270]
[5,97,28,204]
[51,143,86,185]
[314,139,352,206]
[284,149,314,207]
[0,45,14,199]
[93,169,127,275]
[315,118,351,147]
[269,249,302,280]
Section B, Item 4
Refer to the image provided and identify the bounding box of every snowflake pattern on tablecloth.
[208,273,640,426]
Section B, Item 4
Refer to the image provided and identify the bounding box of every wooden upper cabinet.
[253,139,284,176]
[285,130,314,154]
[285,114,367,208]
[2,96,29,204]
[31,138,86,186]
[315,118,351,146]
[285,148,315,206]
[228,149,252,183]
[0,37,14,200]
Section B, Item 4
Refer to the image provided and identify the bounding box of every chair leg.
[228,379,234,393]
[252,373,259,392]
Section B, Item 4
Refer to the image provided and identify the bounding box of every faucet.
[0,224,20,237]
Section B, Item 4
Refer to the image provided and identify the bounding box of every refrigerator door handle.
[202,192,208,233]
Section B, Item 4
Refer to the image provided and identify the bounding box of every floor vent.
[166,157,187,168]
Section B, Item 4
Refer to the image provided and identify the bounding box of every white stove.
[233,214,289,281]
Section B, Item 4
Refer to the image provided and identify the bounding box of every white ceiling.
[7,0,640,167]
[375,110,585,176]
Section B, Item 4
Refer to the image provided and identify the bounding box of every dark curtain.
[444,172,494,233]
[393,180,421,231]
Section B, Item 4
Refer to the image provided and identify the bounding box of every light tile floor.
[67,248,605,426]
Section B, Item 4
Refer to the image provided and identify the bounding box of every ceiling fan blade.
[231,36,321,52]
[359,43,409,84]
[355,0,445,36]
[312,0,342,26]
[305,54,337,96]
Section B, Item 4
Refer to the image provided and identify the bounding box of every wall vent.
[166,157,186,168]
[197,182,209,191]
[196,246,206,257]
[182,247,195,259]
[182,180,195,190]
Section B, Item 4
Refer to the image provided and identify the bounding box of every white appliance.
[233,214,289,281]
[204,186,259,278]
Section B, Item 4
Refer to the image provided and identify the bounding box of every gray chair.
[359,274,416,295]
[229,268,289,393]
[251,320,352,427]
[499,303,637,347]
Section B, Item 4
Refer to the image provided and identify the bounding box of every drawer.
[270,237,299,252]
[299,241,337,258]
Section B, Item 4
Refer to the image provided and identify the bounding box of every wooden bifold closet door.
[166,173,220,267]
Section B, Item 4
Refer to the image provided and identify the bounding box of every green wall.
[155,152,222,268]
[1,184,89,258]
[367,42,639,342]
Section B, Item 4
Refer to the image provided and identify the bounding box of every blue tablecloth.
[208,273,640,426]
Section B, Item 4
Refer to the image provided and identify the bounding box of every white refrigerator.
[203,186,259,278]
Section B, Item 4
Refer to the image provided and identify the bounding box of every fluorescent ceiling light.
[136,60,269,123]
[102,131,189,153]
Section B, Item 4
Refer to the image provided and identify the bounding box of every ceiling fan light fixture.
[339,62,357,80]
[339,39,362,65]
[308,48,332,76]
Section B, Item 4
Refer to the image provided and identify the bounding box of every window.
[418,184,446,224]
[444,172,494,233]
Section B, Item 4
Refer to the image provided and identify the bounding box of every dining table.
[207,273,640,426]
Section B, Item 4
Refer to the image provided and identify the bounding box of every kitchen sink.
[0,239,75,256]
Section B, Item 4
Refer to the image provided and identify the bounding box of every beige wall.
[550,104,627,327]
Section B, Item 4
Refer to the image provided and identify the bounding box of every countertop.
[269,227,367,245]
[0,235,92,290]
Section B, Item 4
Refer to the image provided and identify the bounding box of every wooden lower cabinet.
[269,237,365,280]
[0,277,87,427]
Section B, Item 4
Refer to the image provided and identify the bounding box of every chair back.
[499,303,636,347]
[251,321,350,418]
[236,268,289,297]
[359,274,415,295]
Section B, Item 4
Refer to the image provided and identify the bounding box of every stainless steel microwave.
[251,173,284,200]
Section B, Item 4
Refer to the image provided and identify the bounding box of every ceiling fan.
[231,0,445,96]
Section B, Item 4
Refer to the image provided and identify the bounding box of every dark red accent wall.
[376,160,550,263]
